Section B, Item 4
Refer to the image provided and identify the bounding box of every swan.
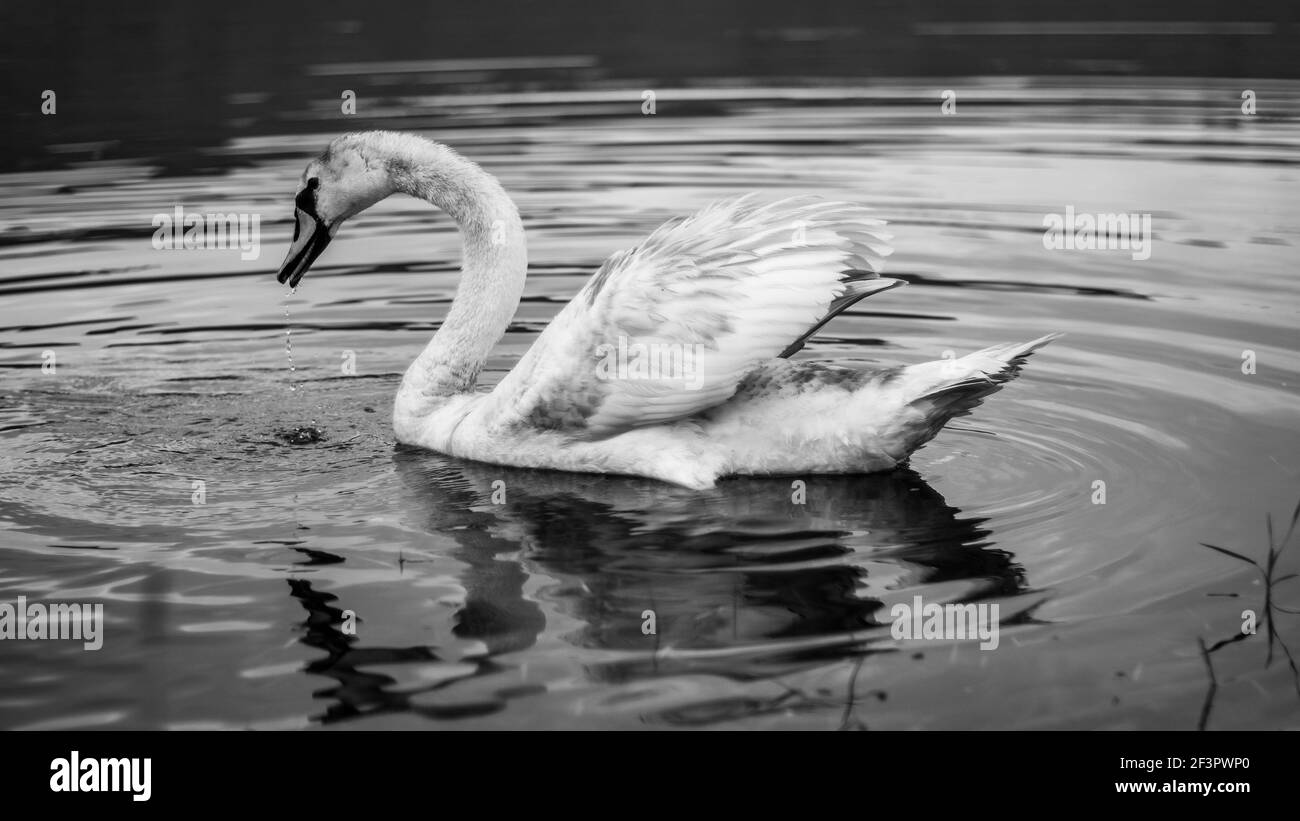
[276,131,1059,489]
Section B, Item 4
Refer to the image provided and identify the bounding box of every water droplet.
[284,293,296,392]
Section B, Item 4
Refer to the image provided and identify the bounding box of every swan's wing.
[485,194,897,437]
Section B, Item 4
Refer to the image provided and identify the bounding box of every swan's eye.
[295,178,321,219]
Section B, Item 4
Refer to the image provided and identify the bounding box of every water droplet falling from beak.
[284,288,296,392]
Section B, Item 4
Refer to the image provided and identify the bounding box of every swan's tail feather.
[917,333,1062,400]
[885,333,1062,460]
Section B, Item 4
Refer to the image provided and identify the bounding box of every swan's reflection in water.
[290,449,1031,725]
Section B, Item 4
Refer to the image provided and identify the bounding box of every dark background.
[2,0,1297,169]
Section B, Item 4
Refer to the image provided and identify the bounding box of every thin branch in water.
[1197,497,1300,700]
[1199,542,1258,569]
[1197,637,1217,731]
[838,655,869,731]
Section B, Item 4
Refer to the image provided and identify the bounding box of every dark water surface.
[1,80,1298,729]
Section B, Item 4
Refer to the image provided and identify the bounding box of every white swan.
[277,131,1059,489]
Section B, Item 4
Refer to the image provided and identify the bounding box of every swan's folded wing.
[485,195,896,437]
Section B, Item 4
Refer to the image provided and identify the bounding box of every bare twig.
[1197,637,1217,731]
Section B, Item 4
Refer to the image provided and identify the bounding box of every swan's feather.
[484,194,895,437]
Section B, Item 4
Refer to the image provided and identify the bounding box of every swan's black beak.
[277,208,332,289]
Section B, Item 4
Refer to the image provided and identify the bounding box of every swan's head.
[277,135,395,288]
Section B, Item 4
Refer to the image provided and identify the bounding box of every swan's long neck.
[390,141,527,407]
